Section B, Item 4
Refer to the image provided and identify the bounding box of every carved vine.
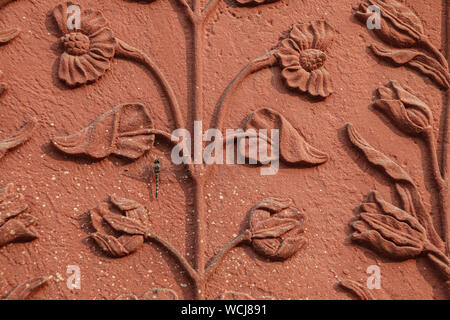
[49,1,333,299]
[343,0,450,299]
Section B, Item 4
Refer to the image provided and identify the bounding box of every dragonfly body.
[153,159,160,199]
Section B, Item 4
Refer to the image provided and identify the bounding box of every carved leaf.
[52,103,155,160]
[244,108,328,166]
[347,124,445,251]
[0,28,20,44]
[370,44,450,89]
[0,119,36,160]
[3,276,49,300]
[339,279,375,300]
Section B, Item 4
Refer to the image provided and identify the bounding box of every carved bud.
[90,195,151,258]
[351,191,427,260]
[373,80,432,135]
[249,197,306,260]
[354,0,425,48]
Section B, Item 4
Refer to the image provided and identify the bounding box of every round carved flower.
[52,2,116,86]
[277,20,335,98]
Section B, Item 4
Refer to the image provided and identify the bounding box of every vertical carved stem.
[193,176,206,299]
[443,1,450,256]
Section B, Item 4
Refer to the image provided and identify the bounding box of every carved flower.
[351,191,427,260]
[90,195,151,258]
[276,20,334,98]
[353,0,425,48]
[52,2,116,86]
[249,197,306,260]
[373,80,432,135]
[0,183,38,248]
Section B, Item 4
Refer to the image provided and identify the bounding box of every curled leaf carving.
[244,108,329,166]
[52,2,116,86]
[52,103,155,160]
[276,21,335,98]
[0,183,38,248]
[0,119,36,160]
[338,279,375,300]
[0,28,20,44]
[2,276,50,300]
[249,197,306,260]
[370,45,450,89]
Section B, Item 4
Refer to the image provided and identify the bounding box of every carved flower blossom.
[249,197,306,260]
[277,21,334,98]
[90,195,151,258]
[351,191,427,260]
[52,2,116,86]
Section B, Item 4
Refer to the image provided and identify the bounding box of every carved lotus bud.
[249,197,306,260]
[373,80,432,135]
[90,195,151,258]
[353,0,425,48]
[351,191,427,260]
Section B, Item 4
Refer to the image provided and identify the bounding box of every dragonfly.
[120,152,191,200]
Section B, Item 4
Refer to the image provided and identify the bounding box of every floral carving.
[346,124,450,292]
[249,198,306,260]
[244,108,329,165]
[354,0,450,89]
[0,119,36,160]
[373,80,432,136]
[52,103,155,160]
[2,276,50,300]
[52,2,116,86]
[276,21,335,98]
[49,0,330,300]
[0,183,38,248]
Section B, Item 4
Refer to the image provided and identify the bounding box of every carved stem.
[213,51,278,131]
[114,38,185,131]
[444,2,450,256]
[421,38,449,71]
[146,233,200,284]
[204,230,252,280]
[202,0,220,21]
[423,128,446,189]
[424,242,450,280]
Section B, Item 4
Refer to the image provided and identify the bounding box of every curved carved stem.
[421,38,449,71]
[213,51,278,131]
[114,38,185,131]
[177,0,195,22]
[202,0,220,22]
[146,233,199,284]
[423,128,446,189]
[424,242,450,280]
[204,230,252,280]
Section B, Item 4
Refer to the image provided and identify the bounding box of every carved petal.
[245,108,329,166]
[0,214,38,248]
[3,276,49,300]
[0,120,36,160]
[251,217,299,239]
[90,232,143,257]
[103,213,149,236]
[52,103,155,159]
[110,194,151,228]
[307,67,333,97]
[0,28,20,44]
